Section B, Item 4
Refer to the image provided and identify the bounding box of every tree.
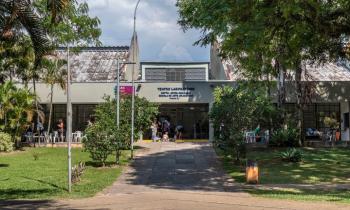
[177,0,350,145]
[0,36,35,85]
[83,96,127,166]
[1,1,101,138]
[0,0,71,64]
[0,81,44,145]
[34,0,101,48]
[210,83,275,161]
[120,95,159,140]
[83,96,158,165]
[40,58,67,133]
[34,0,101,140]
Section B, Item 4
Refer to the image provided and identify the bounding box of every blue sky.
[85,0,209,62]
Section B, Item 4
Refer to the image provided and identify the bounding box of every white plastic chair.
[245,131,256,143]
[73,131,83,142]
[24,132,33,143]
[52,131,59,143]
[264,130,270,144]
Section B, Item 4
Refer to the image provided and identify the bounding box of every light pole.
[131,0,141,159]
[66,45,72,193]
[116,59,136,128]
[116,58,120,128]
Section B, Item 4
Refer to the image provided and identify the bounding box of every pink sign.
[120,86,133,95]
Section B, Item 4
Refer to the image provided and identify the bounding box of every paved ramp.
[102,142,237,195]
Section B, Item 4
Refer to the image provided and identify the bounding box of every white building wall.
[21,81,350,141]
[22,83,115,104]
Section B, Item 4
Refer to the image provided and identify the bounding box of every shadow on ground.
[124,143,239,192]
[0,199,74,210]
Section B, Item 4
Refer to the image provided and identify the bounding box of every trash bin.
[246,160,259,184]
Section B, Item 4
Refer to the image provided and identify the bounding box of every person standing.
[175,124,183,140]
[162,119,170,135]
[57,119,64,142]
[37,121,44,135]
[151,121,159,142]
[162,119,170,142]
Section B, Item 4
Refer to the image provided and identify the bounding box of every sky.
[85,0,209,62]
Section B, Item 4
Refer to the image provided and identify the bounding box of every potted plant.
[323,116,339,147]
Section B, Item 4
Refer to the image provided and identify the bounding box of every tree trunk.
[116,149,121,165]
[266,72,273,139]
[295,62,304,147]
[48,84,54,134]
[276,60,286,109]
[33,77,39,147]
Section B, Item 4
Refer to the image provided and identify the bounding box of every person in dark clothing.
[57,119,64,141]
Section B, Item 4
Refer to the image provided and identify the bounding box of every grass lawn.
[0,147,131,200]
[216,146,350,203]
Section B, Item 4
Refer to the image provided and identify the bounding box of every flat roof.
[57,46,129,52]
[141,62,210,65]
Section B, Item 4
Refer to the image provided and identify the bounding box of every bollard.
[246,160,259,184]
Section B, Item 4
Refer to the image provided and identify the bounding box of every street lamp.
[66,45,72,193]
[115,59,136,128]
[131,0,141,160]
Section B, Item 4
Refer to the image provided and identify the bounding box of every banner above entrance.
[157,87,195,100]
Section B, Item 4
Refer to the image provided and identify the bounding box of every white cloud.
[85,0,209,61]
[85,0,109,9]
[158,42,193,61]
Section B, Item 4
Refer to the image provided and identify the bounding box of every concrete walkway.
[2,142,350,209]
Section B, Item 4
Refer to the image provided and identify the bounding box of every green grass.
[248,188,350,204]
[217,147,350,184]
[216,146,350,203]
[0,147,131,200]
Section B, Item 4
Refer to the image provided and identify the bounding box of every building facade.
[31,45,350,142]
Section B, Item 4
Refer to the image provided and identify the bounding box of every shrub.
[280,148,303,163]
[0,81,41,143]
[270,128,299,147]
[83,123,115,167]
[83,96,158,165]
[0,132,13,152]
[210,84,275,161]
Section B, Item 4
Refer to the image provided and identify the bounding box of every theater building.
[31,44,350,142]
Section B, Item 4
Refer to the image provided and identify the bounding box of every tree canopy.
[0,0,101,67]
[177,0,350,76]
[177,0,350,144]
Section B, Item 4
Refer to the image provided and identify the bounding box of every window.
[344,113,349,128]
[73,104,97,131]
[49,104,97,132]
[280,103,340,131]
[53,104,66,129]
[166,69,185,81]
[145,68,206,81]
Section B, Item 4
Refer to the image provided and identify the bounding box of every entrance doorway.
[156,104,209,140]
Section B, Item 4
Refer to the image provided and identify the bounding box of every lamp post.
[115,60,136,127]
[66,45,72,193]
[116,58,120,128]
[131,0,141,159]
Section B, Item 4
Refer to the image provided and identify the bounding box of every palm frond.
[1,0,52,66]
[47,0,71,24]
